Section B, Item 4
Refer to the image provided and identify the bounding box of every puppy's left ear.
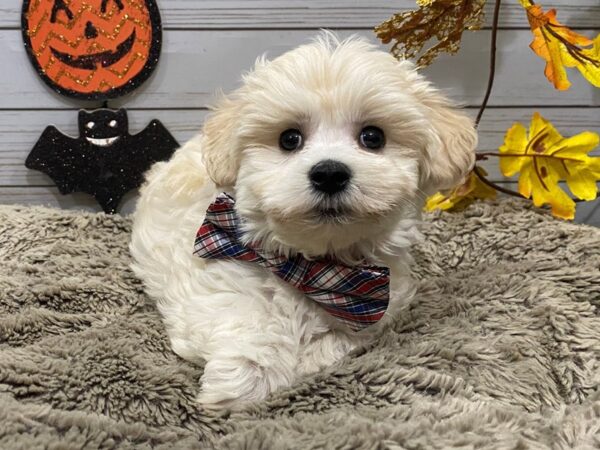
[419,93,477,193]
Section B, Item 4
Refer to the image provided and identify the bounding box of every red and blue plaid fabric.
[193,193,390,331]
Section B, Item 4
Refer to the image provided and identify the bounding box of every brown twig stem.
[476,152,581,163]
[473,166,586,203]
[473,166,525,199]
[475,0,502,127]
[471,0,523,200]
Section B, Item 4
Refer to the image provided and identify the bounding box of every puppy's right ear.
[201,95,242,187]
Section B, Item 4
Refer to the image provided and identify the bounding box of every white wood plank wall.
[0,0,598,225]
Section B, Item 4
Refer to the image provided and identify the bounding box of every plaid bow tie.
[193,193,390,331]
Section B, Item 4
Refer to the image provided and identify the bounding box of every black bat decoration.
[26,108,179,214]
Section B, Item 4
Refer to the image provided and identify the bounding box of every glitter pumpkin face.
[22,0,162,100]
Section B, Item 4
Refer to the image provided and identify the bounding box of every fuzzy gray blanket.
[1,199,600,449]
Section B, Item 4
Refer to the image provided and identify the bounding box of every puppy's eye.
[359,126,385,150]
[279,129,303,152]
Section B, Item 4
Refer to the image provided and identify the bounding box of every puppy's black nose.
[309,160,352,195]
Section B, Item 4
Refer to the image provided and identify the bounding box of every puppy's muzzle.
[309,160,352,195]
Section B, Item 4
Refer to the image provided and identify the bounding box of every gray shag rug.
[1,198,600,449]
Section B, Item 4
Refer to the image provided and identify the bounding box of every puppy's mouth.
[314,206,351,223]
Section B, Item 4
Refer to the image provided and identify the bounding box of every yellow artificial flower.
[519,0,600,90]
[425,168,497,212]
[500,112,600,220]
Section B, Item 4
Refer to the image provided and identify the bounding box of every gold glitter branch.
[375,0,487,68]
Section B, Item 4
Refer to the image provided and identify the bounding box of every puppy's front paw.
[197,356,292,411]
[297,331,357,375]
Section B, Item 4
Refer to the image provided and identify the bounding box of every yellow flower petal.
[425,192,456,211]
[528,112,563,150]
[518,164,534,200]
[566,168,599,201]
[532,28,571,90]
[549,10,593,48]
[525,164,575,219]
[424,169,496,213]
[548,191,576,220]
[500,123,528,176]
[550,132,600,160]
[501,113,598,220]
[570,35,600,88]
[521,2,600,90]
[589,157,600,177]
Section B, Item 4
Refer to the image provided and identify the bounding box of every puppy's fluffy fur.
[130,34,476,409]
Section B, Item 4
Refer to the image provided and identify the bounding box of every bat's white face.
[78,109,128,147]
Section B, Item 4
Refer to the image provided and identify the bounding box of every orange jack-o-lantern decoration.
[22,0,162,100]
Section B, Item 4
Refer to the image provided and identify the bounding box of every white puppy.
[130,33,476,410]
